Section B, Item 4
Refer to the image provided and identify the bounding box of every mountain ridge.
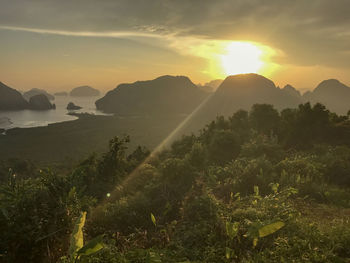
[96,75,209,115]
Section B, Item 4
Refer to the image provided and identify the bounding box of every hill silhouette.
[96,75,208,115]
[0,82,29,110]
[282,84,301,98]
[28,94,56,110]
[70,86,100,97]
[303,79,350,115]
[23,88,55,101]
[198,79,223,92]
[181,74,303,134]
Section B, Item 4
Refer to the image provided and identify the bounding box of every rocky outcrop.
[67,102,82,110]
[70,86,100,97]
[28,94,56,110]
[0,82,29,110]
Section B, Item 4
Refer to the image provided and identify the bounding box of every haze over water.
[0,96,104,130]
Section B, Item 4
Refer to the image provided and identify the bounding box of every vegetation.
[1,102,350,262]
[0,114,185,164]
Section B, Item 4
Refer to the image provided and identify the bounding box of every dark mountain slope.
[96,75,209,115]
[303,79,350,115]
[0,82,29,110]
[180,73,303,134]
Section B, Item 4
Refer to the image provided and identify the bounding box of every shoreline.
[0,111,111,133]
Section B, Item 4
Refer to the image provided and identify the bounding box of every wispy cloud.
[0,25,280,79]
[0,25,165,39]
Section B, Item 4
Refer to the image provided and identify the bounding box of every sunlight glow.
[220,42,263,75]
[184,40,280,80]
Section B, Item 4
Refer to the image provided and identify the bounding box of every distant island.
[0,82,56,111]
[70,86,100,97]
[28,94,56,110]
[67,102,82,110]
[23,88,55,101]
[1,74,350,116]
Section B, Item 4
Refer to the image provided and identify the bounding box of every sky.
[1,0,350,93]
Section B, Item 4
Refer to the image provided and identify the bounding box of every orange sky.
[1,1,350,93]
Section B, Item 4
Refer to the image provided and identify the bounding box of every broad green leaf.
[254,185,259,196]
[234,192,240,201]
[225,247,234,259]
[147,251,161,263]
[225,221,239,239]
[69,211,86,258]
[77,235,103,256]
[151,213,156,227]
[253,237,258,247]
[258,221,285,238]
[271,183,279,194]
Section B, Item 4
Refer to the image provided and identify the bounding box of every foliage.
[1,103,350,262]
[59,212,104,263]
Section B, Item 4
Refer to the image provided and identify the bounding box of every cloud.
[0,25,165,39]
[1,0,350,68]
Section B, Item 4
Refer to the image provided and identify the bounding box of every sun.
[220,42,264,75]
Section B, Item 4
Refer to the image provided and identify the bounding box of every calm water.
[0,96,106,130]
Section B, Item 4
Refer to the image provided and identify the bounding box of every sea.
[0,95,106,130]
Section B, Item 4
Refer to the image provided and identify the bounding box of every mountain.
[181,74,303,133]
[28,94,56,110]
[282,84,301,98]
[206,79,223,89]
[95,75,209,115]
[0,82,29,110]
[198,79,223,92]
[23,88,55,101]
[303,79,350,115]
[70,86,100,97]
[205,73,302,115]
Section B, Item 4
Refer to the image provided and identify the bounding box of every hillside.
[1,103,350,262]
[96,75,209,115]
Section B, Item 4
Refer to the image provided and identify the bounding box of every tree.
[249,104,280,136]
[207,130,241,165]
